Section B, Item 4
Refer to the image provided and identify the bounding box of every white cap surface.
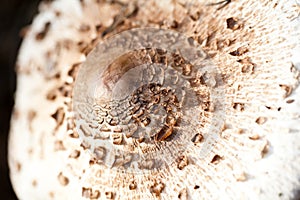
[9,0,300,199]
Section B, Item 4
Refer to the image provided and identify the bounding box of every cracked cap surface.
[9,0,300,199]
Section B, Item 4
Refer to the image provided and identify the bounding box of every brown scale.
[128,82,181,142]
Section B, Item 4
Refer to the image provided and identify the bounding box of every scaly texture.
[9,0,300,199]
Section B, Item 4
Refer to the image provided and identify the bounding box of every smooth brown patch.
[28,110,37,132]
[51,107,65,130]
[28,110,37,121]
[28,148,33,155]
[54,10,61,17]
[82,187,92,198]
[58,172,69,186]
[67,63,81,79]
[279,84,292,98]
[58,84,72,98]
[211,154,222,164]
[233,102,245,111]
[226,17,241,30]
[129,180,137,190]
[170,20,178,29]
[286,99,295,104]
[191,133,203,144]
[261,141,269,158]
[255,117,267,125]
[178,188,188,199]
[150,181,165,197]
[46,88,57,101]
[235,172,247,181]
[177,155,188,170]
[32,179,37,187]
[189,10,201,21]
[237,57,255,73]
[67,117,78,138]
[69,150,80,159]
[105,191,114,199]
[229,46,249,56]
[16,162,22,172]
[49,191,55,199]
[216,38,234,50]
[236,128,244,134]
[112,133,123,145]
[35,21,51,41]
[80,141,91,150]
[155,125,174,141]
[91,190,100,199]
[249,134,260,140]
[69,131,79,138]
[54,140,66,151]
[95,24,102,32]
[79,24,91,32]
[60,39,73,50]
[241,64,254,73]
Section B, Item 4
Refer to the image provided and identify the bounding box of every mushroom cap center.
[73,28,225,173]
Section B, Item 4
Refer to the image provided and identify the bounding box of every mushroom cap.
[9,0,300,199]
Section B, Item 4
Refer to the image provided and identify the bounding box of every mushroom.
[8,0,300,199]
